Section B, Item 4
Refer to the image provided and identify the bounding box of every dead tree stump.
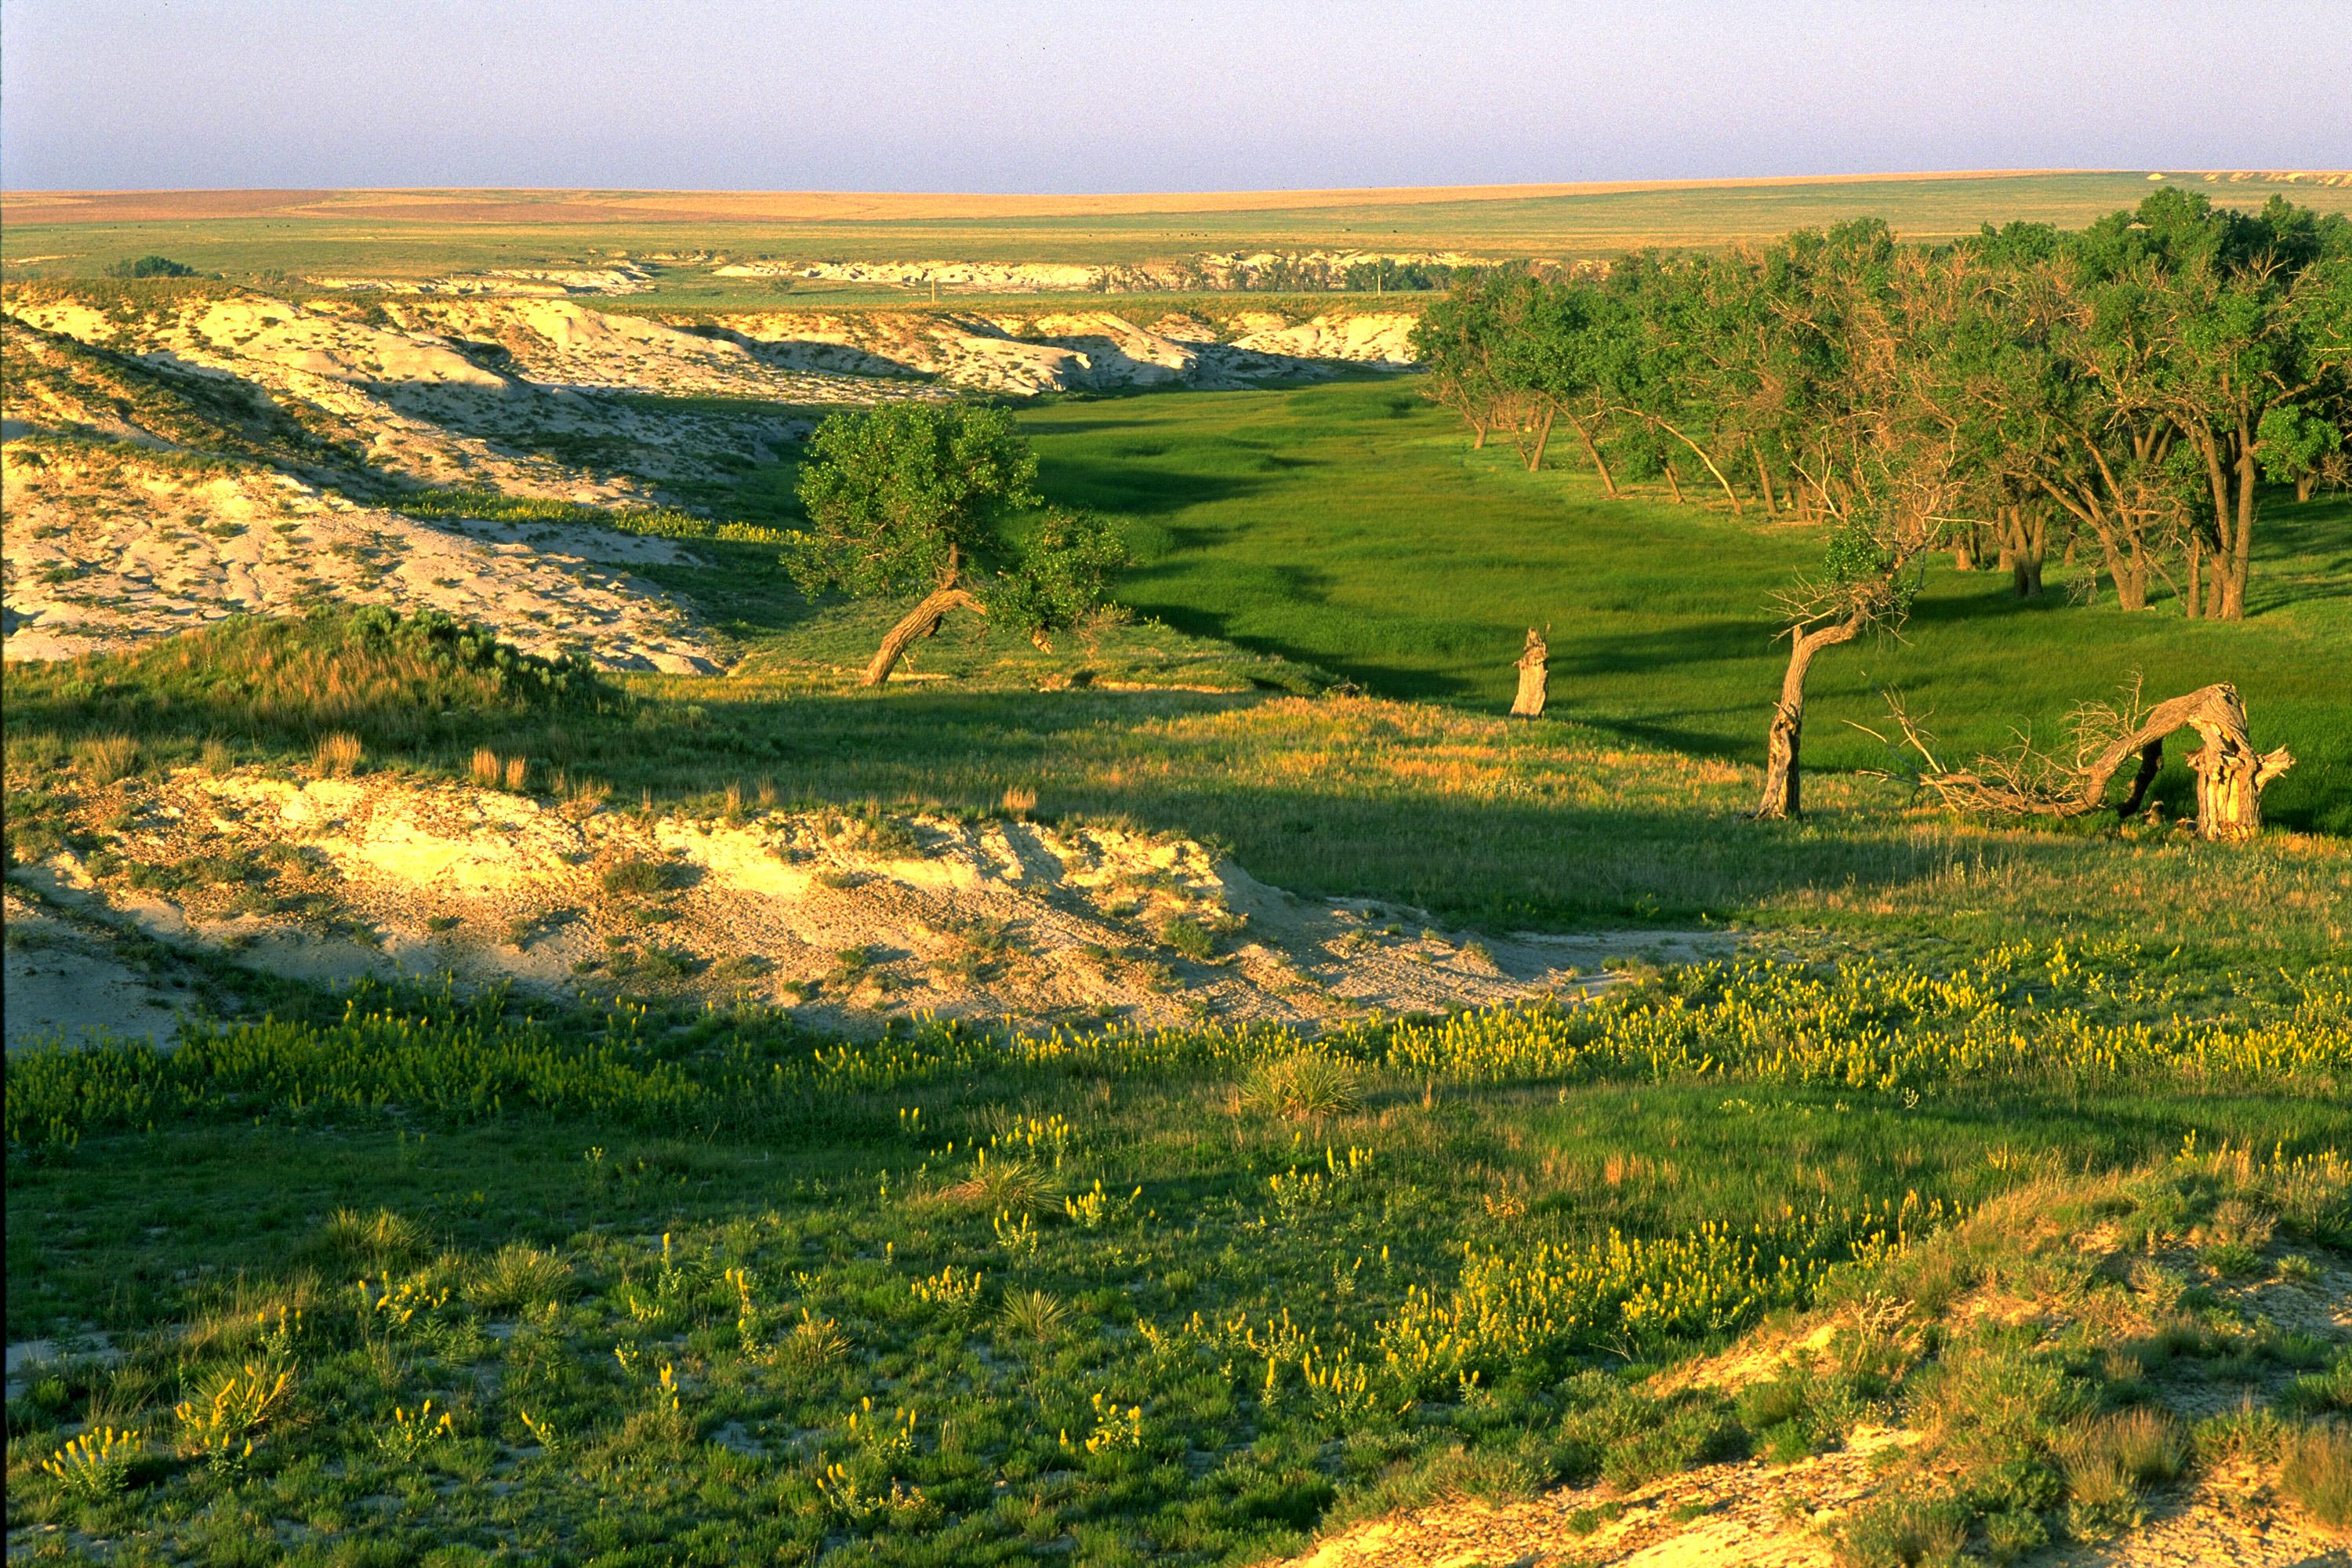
[2183,691,2296,840]
[1510,628,1548,718]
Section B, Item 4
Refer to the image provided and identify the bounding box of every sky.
[3,0,2347,193]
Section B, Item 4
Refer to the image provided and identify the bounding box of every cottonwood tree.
[787,403,1127,686]
[1418,194,2352,618]
[1755,500,1934,820]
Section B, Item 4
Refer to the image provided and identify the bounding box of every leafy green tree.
[787,403,1126,685]
[103,255,198,279]
[2259,402,2344,503]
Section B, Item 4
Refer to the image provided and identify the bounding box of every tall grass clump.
[2281,1422,2352,1530]
[5,606,615,765]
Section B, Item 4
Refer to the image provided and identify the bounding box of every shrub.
[600,857,672,898]
[317,1206,426,1269]
[998,1289,1071,1343]
[465,1244,574,1312]
[1161,914,1218,961]
[1829,1491,1970,1568]
[2063,1407,2187,1494]
[39,1427,143,1499]
[939,1152,1058,1214]
[71,733,139,783]
[104,255,198,278]
[174,1361,296,1460]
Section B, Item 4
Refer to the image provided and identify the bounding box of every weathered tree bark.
[1992,504,2046,597]
[1753,449,1781,516]
[2186,694,2295,840]
[1662,461,1685,505]
[1908,682,2294,841]
[1510,627,1549,718]
[1523,405,1555,474]
[862,586,986,686]
[1755,614,1864,820]
[1626,411,1742,516]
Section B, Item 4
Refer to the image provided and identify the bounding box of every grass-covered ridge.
[4,607,614,757]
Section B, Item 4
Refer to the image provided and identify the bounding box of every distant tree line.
[1412,191,2352,621]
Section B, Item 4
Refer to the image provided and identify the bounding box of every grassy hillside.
[1013,379,2352,834]
[8,938,2347,1563]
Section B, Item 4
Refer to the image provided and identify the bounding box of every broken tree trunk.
[1755,613,1864,820]
[1905,682,2294,840]
[2070,684,2292,837]
[1510,628,1548,718]
[862,586,986,687]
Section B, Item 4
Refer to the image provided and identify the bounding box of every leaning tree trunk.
[1510,627,1548,717]
[1909,681,2295,841]
[1755,615,1863,820]
[863,586,986,687]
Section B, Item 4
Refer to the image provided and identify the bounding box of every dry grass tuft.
[313,731,364,778]
[71,734,139,783]
[1237,1052,1363,1120]
[2281,1421,2352,1531]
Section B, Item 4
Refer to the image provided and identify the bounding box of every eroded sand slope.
[12,769,1723,1040]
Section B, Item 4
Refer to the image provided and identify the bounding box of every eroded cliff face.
[2,285,1421,668]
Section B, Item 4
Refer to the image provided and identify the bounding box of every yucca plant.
[464,1243,573,1312]
[998,1288,1071,1343]
[1238,1052,1363,1120]
[941,1151,1060,1214]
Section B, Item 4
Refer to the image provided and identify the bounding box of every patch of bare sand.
[2,890,183,1051]
[0,443,720,671]
[20,769,1731,1033]
[7,292,796,497]
[702,307,1418,394]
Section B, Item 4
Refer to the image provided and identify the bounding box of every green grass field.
[8,937,2347,1563]
[9,173,2348,299]
[1014,380,2352,834]
[7,221,2352,1563]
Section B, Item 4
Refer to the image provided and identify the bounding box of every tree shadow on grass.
[550,688,2169,931]
[1033,453,1266,517]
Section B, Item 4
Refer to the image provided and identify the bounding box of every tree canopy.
[787,402,1127,684]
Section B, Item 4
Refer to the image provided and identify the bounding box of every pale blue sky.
[3,0,2346,191]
